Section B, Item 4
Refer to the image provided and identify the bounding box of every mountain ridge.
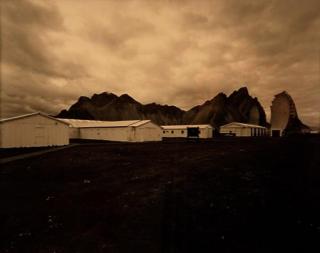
[56,87,267,127]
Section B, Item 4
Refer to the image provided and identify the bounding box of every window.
[181,130,184,134]
[163,131,165,134]
[171,130,174,134]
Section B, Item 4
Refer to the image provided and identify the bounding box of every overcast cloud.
[1,0,319,126]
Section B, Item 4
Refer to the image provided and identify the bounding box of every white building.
[0,112,69,148]
[220,122,267,137]
[161,125,213,139]
[58,118,162,142]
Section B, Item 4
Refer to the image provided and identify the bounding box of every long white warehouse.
[0,112,69,148]
[220,122,267,137]
[58,118,162,142]
[161,124,213,138]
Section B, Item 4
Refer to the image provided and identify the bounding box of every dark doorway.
[272,130,280,137]
[212,128,219,137]
[187,127,200,138]
[253,128,257,137]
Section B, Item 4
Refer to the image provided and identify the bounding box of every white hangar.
[0,112,69,148]
[161,125,213,139]
[58,118,162,142]
[220,122,267,137]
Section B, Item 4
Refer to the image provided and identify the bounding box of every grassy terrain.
[1,137,319,252]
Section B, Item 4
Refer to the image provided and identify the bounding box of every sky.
[1,0,320,126]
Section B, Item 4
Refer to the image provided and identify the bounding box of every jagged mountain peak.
[91,92,117,99]
[215,92,227,98]
[228,86,249,100]
[237,86,249,94]
[118,94,139,104]
[78,96,91,103]
[90,92,118,107]
[210,92,227,103]
[56,87,268,126]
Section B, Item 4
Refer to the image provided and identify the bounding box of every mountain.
[183,87,267,127]
[56,87,267,127]
[57,92,184,125]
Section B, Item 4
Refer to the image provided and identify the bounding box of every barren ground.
[1,137,319,253]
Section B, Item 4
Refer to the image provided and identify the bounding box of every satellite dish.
[270,91,299,136]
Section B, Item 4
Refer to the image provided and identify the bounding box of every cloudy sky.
[1,0,320,126]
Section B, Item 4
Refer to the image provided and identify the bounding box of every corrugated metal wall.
[199,128,213,138]
[133,122,162,142]
[162,127,213,138]
[80,127,131,142]
[0,115,69,148]
[220,125,267,137]
[162,129,188,138]
[79,122,162,142]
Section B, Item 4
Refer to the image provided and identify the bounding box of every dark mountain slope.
[57,92,185,125]
[56,87,267,127]
[182,87,266,127]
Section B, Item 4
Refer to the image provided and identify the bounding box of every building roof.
[57,118,153,128]
[129,120,152,127]
[0,112,70,125]
[220,122,266,129]
[161,124,213,130]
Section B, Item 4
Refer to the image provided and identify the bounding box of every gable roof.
[57,118,156,128]
[161,124,213,130]
[220,122,266,129]
[129,120,153,127]
[0,112,70,125]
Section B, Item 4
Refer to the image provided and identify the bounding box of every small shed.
[220,122,267,137]
[58,118,162,142]
[161,125,213,139]
[0,112,69,148]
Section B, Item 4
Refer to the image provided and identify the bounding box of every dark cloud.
[1,0,87,78]
[1,0,319,126]
[1,0,89,117]
[87,15,155,51]
[3,0,60,76]
[3,0,64,29]
[182,12,209,29]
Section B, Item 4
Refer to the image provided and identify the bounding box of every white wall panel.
[0,114,69,148]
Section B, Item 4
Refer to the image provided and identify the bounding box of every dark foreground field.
[1,137,319,253]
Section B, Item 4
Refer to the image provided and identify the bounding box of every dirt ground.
[1,137,319,253]
[0,147,54,159]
